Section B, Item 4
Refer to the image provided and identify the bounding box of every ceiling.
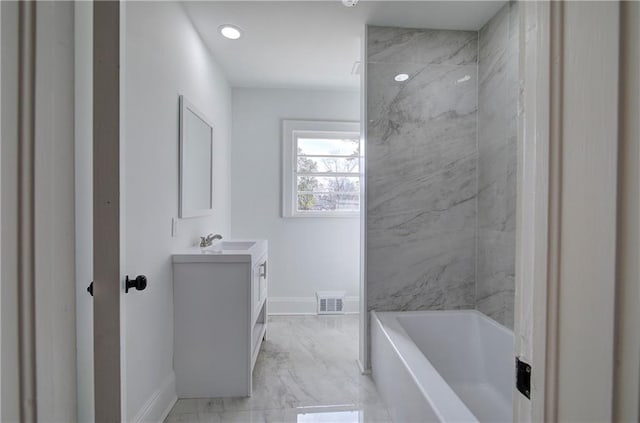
[183,1,506,91]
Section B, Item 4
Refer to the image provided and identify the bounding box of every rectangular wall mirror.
[179,95,215,218]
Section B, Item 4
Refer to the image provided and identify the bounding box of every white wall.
[124,2,231,420]
[231,88,360,314]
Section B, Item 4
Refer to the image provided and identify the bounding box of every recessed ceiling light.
[394,73,409,82]
[342,0,359,7]
[219,24,242,40]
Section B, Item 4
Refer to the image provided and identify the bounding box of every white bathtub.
[371,310,514,423]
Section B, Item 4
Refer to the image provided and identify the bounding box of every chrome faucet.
[200,233,222,248]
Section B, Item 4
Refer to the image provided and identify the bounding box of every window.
[282,120,361,217]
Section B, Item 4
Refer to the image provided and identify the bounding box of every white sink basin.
[172,239,266,264]
[219,241,256,250]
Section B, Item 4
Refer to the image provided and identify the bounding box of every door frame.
[15,2,38,420]
[514,1,553,420]
[515,1,640,421]
[4,1,127,421]
[613,2,640,420]
[2,1,77,421]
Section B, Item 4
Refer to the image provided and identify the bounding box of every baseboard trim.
[268,296,359,315]
[357,358,371,375]
[132,371,177,423]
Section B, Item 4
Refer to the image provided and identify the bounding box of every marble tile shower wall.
[477,1,519,329]
[366,26,479,313]
[366,6,518,329]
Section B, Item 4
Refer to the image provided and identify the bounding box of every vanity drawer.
[253,254,268,321]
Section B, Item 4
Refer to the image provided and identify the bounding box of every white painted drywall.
[123,2,231,420]
[231,88,360,314]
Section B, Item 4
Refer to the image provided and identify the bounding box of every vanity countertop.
[172,239,267,264]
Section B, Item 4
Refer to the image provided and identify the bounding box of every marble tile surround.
[477,1,519,329]
[367,27,478,66]
[366,26,478,313]
[366,11,518,329]
[164,316,391,423]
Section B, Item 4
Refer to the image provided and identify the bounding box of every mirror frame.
[179,95,215,218]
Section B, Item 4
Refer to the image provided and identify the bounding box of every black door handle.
[88,276,148,295]
[126,275,147,293]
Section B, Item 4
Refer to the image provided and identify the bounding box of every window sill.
[283,212,360,219]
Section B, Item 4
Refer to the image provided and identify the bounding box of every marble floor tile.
[165,315,391,423]
[197,404,392,423]
[165,412,201,423]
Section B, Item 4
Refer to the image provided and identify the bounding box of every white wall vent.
[316,291,346,314]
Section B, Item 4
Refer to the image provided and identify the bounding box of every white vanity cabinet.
[172,240,267,398]
[252,254,268,357]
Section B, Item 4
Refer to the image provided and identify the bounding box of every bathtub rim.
[390,308,515,339]
[371,309,514,422]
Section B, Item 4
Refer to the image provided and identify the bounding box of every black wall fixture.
[126,275,148,293]
[516,356,531,399]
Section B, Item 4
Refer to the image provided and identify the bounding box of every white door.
[75,1,95,421]
[74,2,124,421]
[92,1,125,421]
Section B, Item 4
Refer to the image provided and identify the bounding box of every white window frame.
[282,120,361,218]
